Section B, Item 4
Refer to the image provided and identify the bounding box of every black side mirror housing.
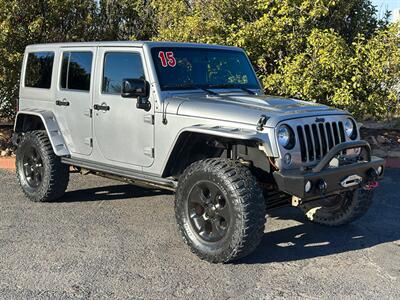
[121,78,149,98]
[121,78,151,111]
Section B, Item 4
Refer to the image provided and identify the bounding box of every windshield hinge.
[144,114,155,125]
[257,115,269,131]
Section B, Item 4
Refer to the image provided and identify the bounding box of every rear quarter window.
[24,52,55,89]
[61,52,93,91]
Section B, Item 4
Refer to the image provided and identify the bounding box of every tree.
[96,0,156,40]
[0,0,398,120]
[154,0,398,119]
[0,0,98,118]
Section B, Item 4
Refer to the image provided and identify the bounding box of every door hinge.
[144,114,155,125]
[144,147,154,158]
[84,108,92,118]
[84,137,93,147]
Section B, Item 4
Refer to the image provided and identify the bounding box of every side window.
[102,52,145,94]
[25,52,55,89]
[61,52,93,91]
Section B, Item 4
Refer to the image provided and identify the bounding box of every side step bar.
[61,157,178,191]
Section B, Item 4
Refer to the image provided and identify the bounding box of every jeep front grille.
[296,121,346,163]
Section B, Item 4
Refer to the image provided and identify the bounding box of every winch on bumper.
[273,141,385,199]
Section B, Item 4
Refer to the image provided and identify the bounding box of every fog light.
[367,168,378,181]
[305,181,312,193]
[318,179,328,191]
[377,166,383,176]
[284,153,292,165]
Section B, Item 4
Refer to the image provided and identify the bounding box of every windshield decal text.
[158,51,176,68]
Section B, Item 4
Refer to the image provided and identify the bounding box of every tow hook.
[363,181,379,191]
[363,168,380,191]
[367,168,379,182]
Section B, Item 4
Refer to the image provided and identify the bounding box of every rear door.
[55,48,96,156]
[93,47,154,167]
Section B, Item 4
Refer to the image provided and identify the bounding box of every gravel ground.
[0,169,399,299]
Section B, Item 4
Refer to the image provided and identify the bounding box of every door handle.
[94,104,110,111]
[56,99,70,106]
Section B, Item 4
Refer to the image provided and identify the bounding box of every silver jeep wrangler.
[13,41,384,263]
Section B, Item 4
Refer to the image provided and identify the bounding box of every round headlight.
[344,118,357,140]
[278,125,295,149]
[305,181,312,193]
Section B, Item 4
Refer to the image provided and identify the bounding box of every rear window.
[61,52,93,91]
[24,52,55,89]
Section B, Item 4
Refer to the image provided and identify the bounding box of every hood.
[165,92,347,127]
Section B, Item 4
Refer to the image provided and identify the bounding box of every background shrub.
[0,0,398,120]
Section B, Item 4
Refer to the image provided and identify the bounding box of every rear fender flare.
[14,110,70,157]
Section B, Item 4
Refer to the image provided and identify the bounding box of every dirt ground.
[0,169,399,299]
[360,127,400,152]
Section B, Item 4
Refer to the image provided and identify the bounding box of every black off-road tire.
[175,158,266,263]
[299,188,374,226]
[16,130,69,202]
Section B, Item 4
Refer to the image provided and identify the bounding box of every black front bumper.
[273,141,385,199]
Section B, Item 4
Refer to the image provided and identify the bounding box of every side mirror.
[121,78,149,98]
[121,78,151,111]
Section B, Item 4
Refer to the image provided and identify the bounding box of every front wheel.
[175,158,266,263]
[299,188,374,226]
[16,130,69,202]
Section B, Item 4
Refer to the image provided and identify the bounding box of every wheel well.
[162,132,271,180]
[15,114,45,133]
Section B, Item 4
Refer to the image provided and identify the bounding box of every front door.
[55,48,96,156]
[93,47,154,167]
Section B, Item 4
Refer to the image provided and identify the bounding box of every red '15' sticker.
[158,51,176,67]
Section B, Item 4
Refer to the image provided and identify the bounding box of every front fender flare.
[175,125,277,156]
[14,110,70,157]
[161,124,278,176]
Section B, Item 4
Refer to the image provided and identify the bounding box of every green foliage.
[154,0,398,120]
[264,24,400,119]
[96,0,157,40]
[0,0,398,120]
[0,0,98,118]
[0,0,156,118]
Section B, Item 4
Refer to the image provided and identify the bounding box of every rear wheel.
[299,188,374,226]
[175,158,266,263]
[16,130,69,202]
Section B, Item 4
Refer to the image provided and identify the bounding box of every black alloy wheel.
[188,181,231,242]
[16,130,69,202]
[175,158,266,263]
[22,146,44,188]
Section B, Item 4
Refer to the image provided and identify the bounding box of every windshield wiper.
[162,83,219,96]
[207,84,256,95]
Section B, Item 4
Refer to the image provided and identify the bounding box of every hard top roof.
[25,41,242,51]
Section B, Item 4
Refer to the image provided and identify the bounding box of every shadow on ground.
[57,170,399,265]
[237,169,400,264]
[60,184,172,203]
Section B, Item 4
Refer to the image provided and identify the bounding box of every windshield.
[151,47,260,91]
